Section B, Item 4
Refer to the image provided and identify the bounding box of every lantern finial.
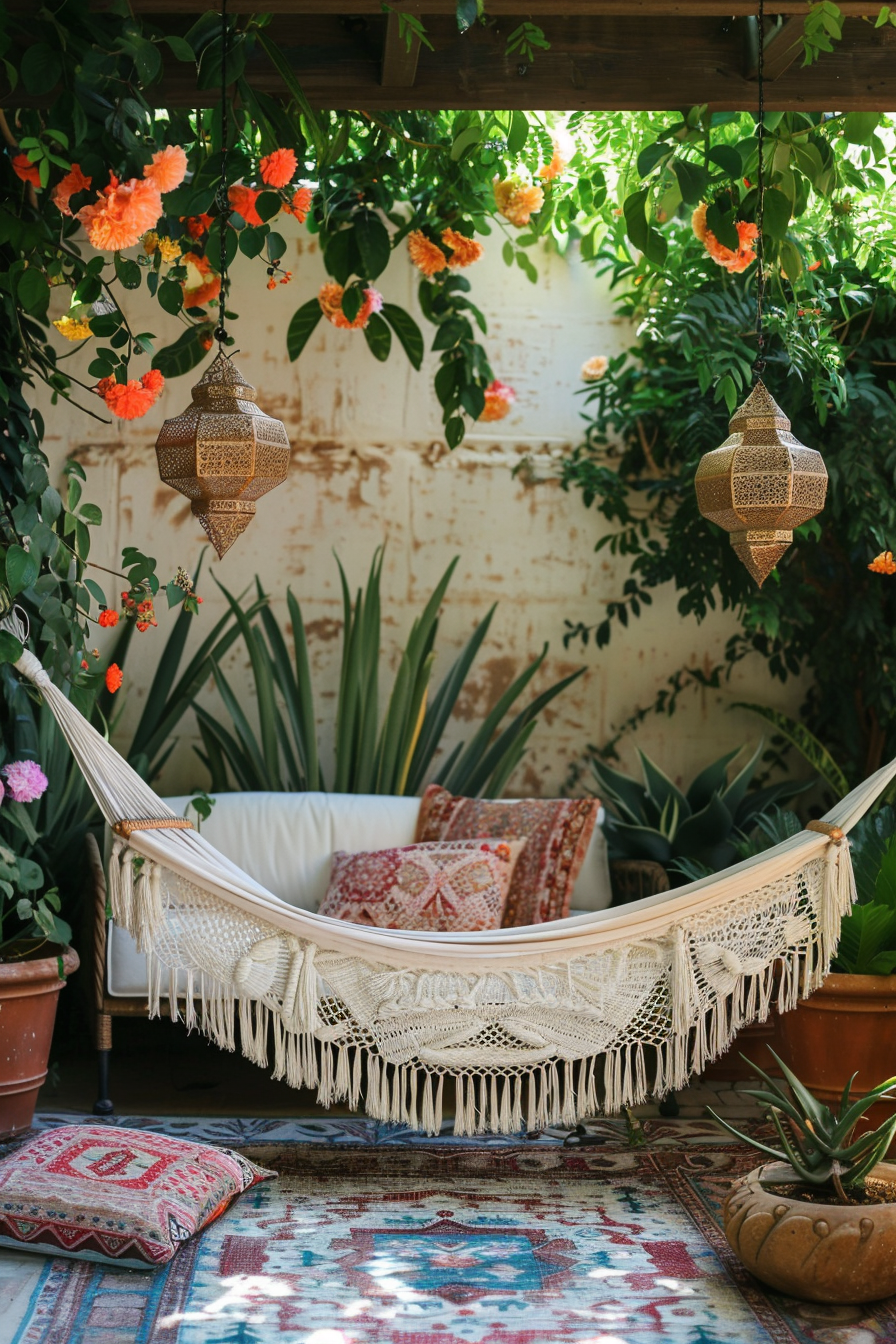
[694,379,827,587]
[154,351,290,559]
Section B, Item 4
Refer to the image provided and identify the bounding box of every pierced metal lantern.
[694,381,828,587]
[154,352,290,559]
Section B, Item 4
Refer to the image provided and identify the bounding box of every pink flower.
[478,380,516,422]
[2,759,49,803]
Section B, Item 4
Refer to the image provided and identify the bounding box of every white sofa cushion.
[106,792,610,997]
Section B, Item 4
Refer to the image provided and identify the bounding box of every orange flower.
[538,128,576,182]
[96,369,164,420]
[143,145,187,194]
[52,163,92,215]
[493,176,544,228]
[281,186,313,222]
[318,282,384,330]
[704,220,758,274]
[12,154,41,188]
[267,277,277,291]
[182,213,214,239]
[260,148,298,188]
[478,379,516,422]
[408,230,447,276]
[869,551,896,575]
[228,183,262,227]
[105,663,123,694]
[199,332,214,351]
[181,252,222,308]
[442,228,483,268]
[691,203,709,242]
[77,176,162,252]
[98,609,119,628]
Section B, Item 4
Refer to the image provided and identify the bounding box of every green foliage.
[195,549,584,797]
[592,744,809,877]
[833,806,896,975]
[709,1050,896,1199]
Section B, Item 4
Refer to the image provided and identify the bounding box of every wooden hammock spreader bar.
[113,818,194,839]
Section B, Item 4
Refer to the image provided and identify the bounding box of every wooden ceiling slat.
[110,0,888,14]
[381,10,423,86]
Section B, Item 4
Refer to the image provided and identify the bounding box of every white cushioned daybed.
[105,792,611,997]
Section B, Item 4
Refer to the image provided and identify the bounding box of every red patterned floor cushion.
[318,839,524,931]
[0,1124,274,1268]
[414,787,600,926]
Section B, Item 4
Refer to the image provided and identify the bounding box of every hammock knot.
[15,650,52,690]
[806,819,845,844]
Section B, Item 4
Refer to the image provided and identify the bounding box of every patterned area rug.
[6,1116,896,1343]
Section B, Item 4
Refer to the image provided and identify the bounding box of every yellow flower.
[53,315,93,341]
[157,236,182,263]
[143,230,159,256]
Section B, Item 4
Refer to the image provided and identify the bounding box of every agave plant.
[195,548,585,798]
[709,1051,896,1202]
[591,744,810,875]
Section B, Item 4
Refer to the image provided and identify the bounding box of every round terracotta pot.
[0,944,79,1139]
[777,973,896,1137]
[723,1161,896,1303]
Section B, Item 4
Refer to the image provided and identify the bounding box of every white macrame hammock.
[14,644,896,1136]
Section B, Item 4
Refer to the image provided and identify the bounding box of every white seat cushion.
[106,792,610,997]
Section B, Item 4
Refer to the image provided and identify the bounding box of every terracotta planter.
[0,944,79,1139]
[723,1161,896,1303]
[700,1014,787,1081]
[777,973,896,1137]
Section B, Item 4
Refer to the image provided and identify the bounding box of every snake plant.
[591,744,810,874]
[709,1051,896,1202]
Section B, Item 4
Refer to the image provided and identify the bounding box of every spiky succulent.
[709,1050,896,1201]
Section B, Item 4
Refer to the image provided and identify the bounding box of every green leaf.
[455,0,478,32]
[286,299,323,361]
[780,238,803,280]
[157,278,184,316]
[255,30,323,160]
[205,225,238,273]
[507,110,529,155]
[363,312,392,361]
[114,256,141,290]
[672,159,710,205]
[239,228,268,259]
[708,145,744,178]
[446,416,465,449]
[152,326,208,379]
[341,285,363,323]
[266,231,287,263]
[0,631,24,665]
[761,186,792,242]
[256,191,282,223]
[381,303,423,370]
[355,212,391,279]
[451,126,482,161]
[842,112,881,144]
[637,141,672,178]
[731,703,848,798]
[17,268,50,316]
[163,34,196,61]
[21,44,62,96]
[5,544,38,595]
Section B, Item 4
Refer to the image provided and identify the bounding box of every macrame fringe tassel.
[107,840,164,948]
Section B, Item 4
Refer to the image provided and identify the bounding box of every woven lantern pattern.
[155,353,290,559]
[694,381,828,587]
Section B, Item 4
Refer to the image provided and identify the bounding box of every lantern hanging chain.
[753,0,766,381]
[214,0,229,351]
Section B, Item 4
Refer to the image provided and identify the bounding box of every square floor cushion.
[414,786,600,926]
[0,1125,274,1268]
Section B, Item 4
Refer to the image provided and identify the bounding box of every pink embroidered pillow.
[318,839,524,932]
[414,786,599,927]
[0,1125,274,1268]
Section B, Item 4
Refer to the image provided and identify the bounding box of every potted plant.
[777,805,896,1132]
[714,1052,896,1303]
[0,757,79,1138]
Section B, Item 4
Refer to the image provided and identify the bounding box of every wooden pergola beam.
[381,9,423,87]
[92,0,890,13]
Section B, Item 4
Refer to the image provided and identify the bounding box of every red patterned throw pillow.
[415,786,599,927]
[318,839,524,932]
[0,1125,274,1267]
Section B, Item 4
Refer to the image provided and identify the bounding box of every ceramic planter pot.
[777,973,896,1137]
[0,944,79,1139]
[723,1161,896,1303]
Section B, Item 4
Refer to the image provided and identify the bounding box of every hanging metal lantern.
[154,352,290,560]
[694,380,828,587]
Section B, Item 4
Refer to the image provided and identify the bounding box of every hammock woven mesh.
[13,641,896,1135]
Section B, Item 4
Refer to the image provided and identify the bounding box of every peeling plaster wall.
[37,223,807,798]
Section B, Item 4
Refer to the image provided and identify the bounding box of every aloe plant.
[194,548,585,797]
[592,744,810,876]
[709,1051,896,1202]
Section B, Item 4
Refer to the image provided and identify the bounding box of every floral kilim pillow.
[0,1125,274,1268]
[318,839,525,932]
[414,786,600,927]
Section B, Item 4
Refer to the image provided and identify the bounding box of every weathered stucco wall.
[37,223,807,798]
